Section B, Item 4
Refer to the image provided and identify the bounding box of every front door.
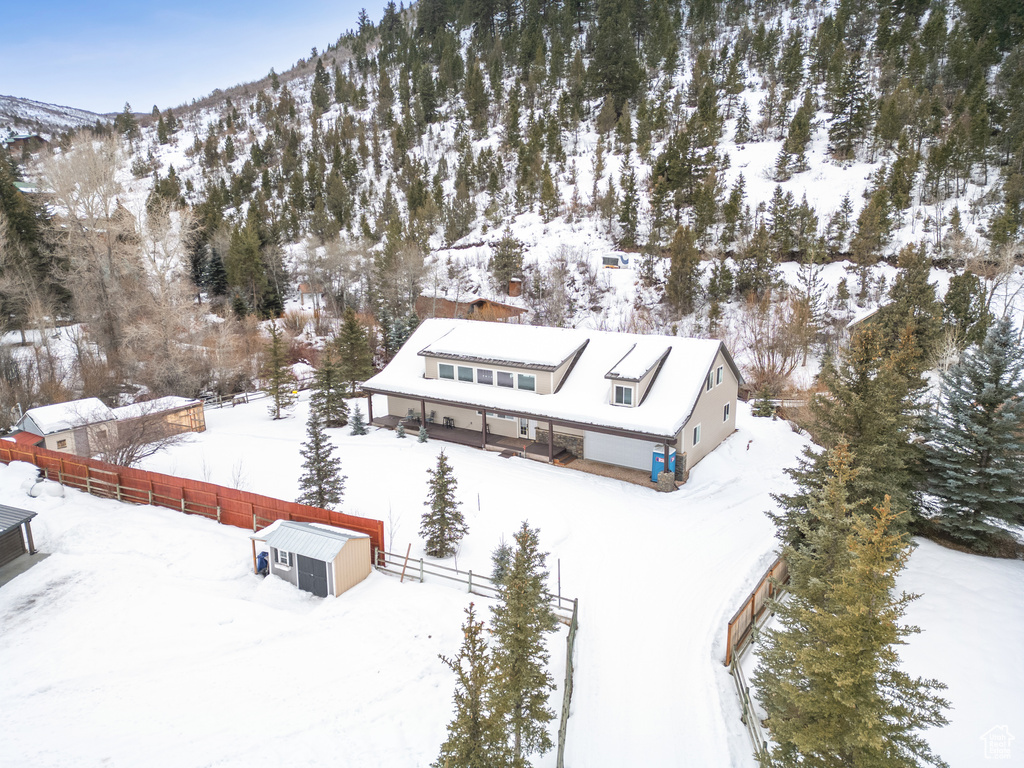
[519,418,529,438]
[297,555,329,597]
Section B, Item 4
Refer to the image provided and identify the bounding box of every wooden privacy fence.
[0,442,385,558]
[724,556,789,667]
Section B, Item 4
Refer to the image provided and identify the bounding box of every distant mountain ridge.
[0,94,109,139]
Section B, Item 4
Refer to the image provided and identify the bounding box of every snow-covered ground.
[2,396,1021,767]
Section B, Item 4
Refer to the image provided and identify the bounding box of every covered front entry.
[584,431,660,472]
[297,555,329,597]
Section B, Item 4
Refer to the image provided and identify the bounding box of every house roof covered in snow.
[18,398,116,436]
[111,396,199,421]
[418,321,588,370]
[251,521,368,562]
[365,319,743,441]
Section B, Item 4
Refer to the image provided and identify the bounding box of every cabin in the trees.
[364,319,741,483]
[415,293,527,323]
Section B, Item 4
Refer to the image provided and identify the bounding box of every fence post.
[86,474,91,495]
[468,569,473,594]
[419,558,425,583]
[181,498,186,513]
[116,482,122,502]
[216,506,221,523]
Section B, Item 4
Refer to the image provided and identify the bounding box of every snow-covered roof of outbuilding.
[111,396,199,421]
[365,319,742,441]
[18,398,116,436]
[251,520,368,562]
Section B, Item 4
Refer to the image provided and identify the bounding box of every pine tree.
[873,244,943,378]
[418,424,429,442]
[924,317,1024,548]
[942,272,991,349]
[349,403,368,435]
[421,450,468,558]
[489,522,558,765]
[396,422,406,438]
[755,445,949,768]
[296,401,346,509]
[491,227,525,292]
[434,603,511,768]
[335,308,375,396]
[665,225,700,315]
[617,158,639,247]
[311,346,350,428]
[772,326,924,545]
[263,322,296,420]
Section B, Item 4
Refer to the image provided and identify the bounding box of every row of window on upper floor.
[705,365,725,392]
[438,363,537,392]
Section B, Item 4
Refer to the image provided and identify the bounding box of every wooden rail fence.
[724,556,789,667]
[0,442,385,558]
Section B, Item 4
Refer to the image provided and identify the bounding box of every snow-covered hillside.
[0,94,108,139]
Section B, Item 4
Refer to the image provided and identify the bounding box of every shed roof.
[0,505,37,537]
[251,521,368,562]
[111,396,199,421]
[18,398,116,436]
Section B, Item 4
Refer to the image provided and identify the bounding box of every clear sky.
[2,1,391,115]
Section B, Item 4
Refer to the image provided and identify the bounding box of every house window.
[458,366,474,382]
[439,363,454,380]
[477,411,514,420]
[477,368,493,385]
[706,373,713,391]
[723,402,731,422]
[56,439,68,449]
[613,385,633,406]
[517,373,536,391]
[692,423,701,446]
[716,365,723,385]
[275,549,292,567]
[497,371,514,388]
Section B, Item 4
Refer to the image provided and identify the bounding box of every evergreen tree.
[942,272,991,350]
[263,322,296,420]
[434,603,511,768]
[349,403,368,435]
[924,318,1024,548]
[491,227,525,292]
[873,244,942,378]
[419,424,429,443]
[311,347,350,428]
[396,422,406,438]
[590,0,644,113]
[617,158,639,247]
[489,522,558,766]
[421,450,468,558]
[335,308,375,395]
[772,326,924,544]
[296,401,346,509]
[827,52,872,160]
[756,445,949,768]
[491,536,513,585]
[665,225,700,315]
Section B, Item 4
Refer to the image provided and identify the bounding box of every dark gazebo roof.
[0,505,37,536]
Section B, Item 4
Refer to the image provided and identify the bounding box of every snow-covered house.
[14,396,205,457]
[363,319,741,479]
[14,398,117,455]
[250,521,371,598]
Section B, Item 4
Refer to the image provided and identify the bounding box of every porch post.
[420,399,426,425]
[548,420,554,462]
[23,521,36,555]
[664,441,670,476]
[367,393,374,424]
[481,412,487,449]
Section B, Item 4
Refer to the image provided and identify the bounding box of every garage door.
[584,431,659,471]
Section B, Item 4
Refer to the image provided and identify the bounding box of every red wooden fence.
[0,442,385,561]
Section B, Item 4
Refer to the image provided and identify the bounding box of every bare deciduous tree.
[736,292,800,393]
[92,402,193,467]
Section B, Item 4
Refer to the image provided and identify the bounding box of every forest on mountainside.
[1,0,1022,425]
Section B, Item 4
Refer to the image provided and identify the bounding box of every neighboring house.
[2,134,47,155]
[363,319,741,478]
[250,520,371,598]
[415,293,527,323]
[14,396,205,457]
[15,398,117,455]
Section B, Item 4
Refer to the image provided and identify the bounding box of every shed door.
[584,431,659,471]
[297,555,329,597]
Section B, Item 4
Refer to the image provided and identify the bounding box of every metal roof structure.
[0,504,37,537]
[251,521,367,562]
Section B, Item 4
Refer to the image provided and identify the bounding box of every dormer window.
[517,373,536,391]
[439,363,454,379]
[613,384,634,406]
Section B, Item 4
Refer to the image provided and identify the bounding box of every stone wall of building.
[533,427,584,458]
